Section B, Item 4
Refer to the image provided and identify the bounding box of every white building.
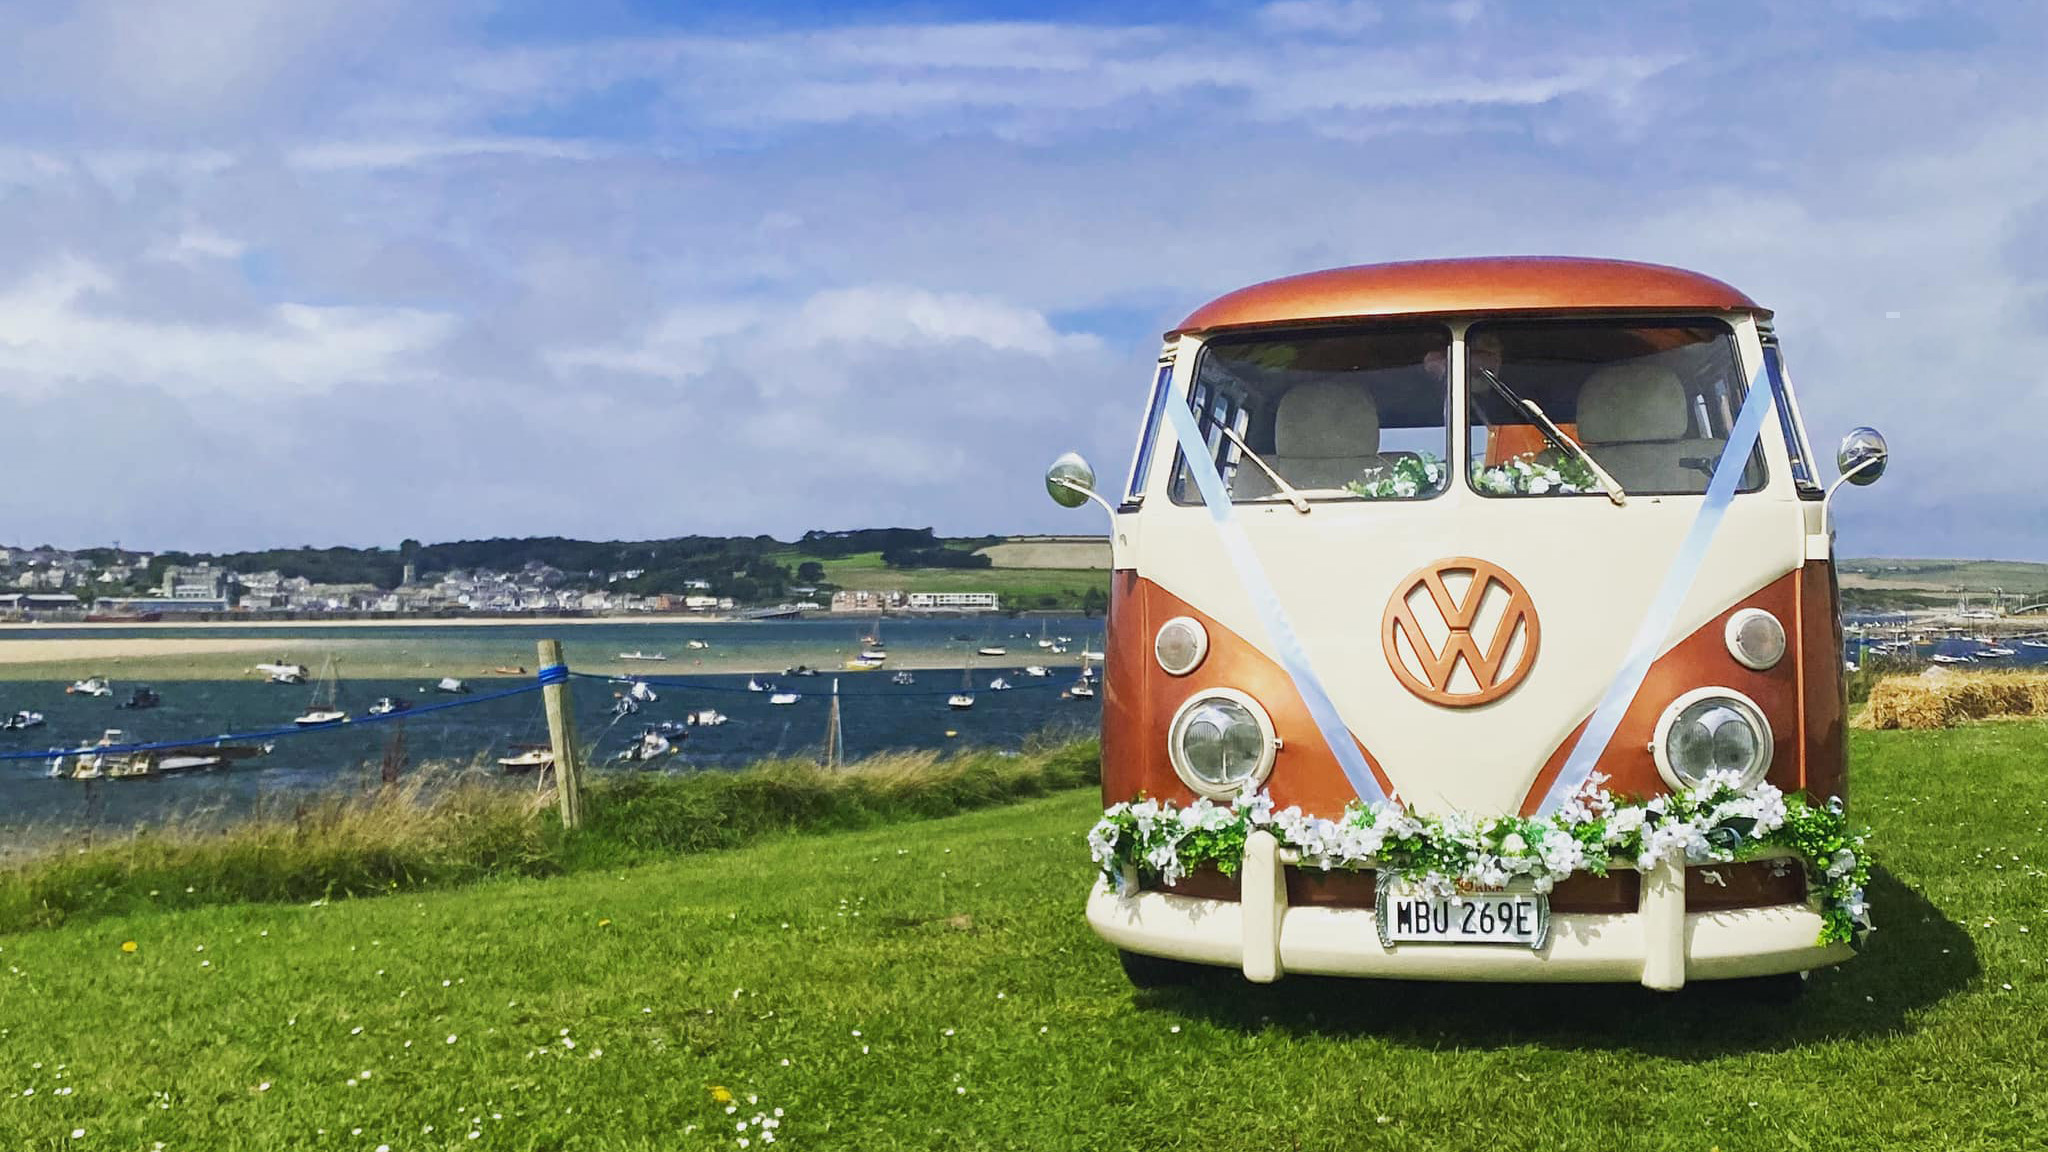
[830,589,907,613]
[906,591,1001,611]
[162,563,228,600]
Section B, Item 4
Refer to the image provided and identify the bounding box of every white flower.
[1527,477,1552,494]
[1499,832,1528,856]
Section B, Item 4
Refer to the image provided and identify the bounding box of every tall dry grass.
[0,738,1101,933]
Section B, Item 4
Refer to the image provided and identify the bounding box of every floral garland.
[1345,452,1448,499]
[1088,773,1871,946]
[1471,450,1599,496]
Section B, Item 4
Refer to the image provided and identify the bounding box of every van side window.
[1123,364,1173,504]
[1169,326,1452,505]
[1762,342,1824,499]
[1465,320,1767,497]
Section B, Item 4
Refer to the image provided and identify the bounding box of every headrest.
[1274,381,1379,458]
[1576,365,1688,444]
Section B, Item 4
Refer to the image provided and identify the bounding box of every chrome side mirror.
[1835,426,1888,487]
[1045,451,1101,509]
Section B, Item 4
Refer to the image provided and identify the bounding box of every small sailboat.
[769,691,802,705]
[612,727,677,763]
[1065,680,1097,700]
[1036,620,1053,649]
[748,677,778,693]
[1976,646,2017,659]
[686,708,728,727]
[294,656,349,726]
[1079,654,1099,681]
[948,664,976,710]
[686,639,711,650]
[1929,653,1975,665]
[988,677,1012,691]
[435,677,470,694]
[254,661,307,685]
[609,695,641,719]
[0,710,46,731]
[1023,665,1051,678]
[618,651,669,662]
[891,671,916,685]
[1081,647,1105,661]
[367,696,411,717]
[67,676,113,698]
[627,679,659,703]
[977,646,1007,657]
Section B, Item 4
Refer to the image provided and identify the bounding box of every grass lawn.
[766,549,1107,608]
[2,726,2044,1149]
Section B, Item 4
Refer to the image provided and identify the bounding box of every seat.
[1574,365,1723,493]
[1233,380,1389,498]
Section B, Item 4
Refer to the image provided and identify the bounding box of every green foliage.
[1344,452,1448,499]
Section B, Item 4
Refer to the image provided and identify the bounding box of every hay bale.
[1853,669,2048,730]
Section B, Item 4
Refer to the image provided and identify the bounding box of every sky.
[0,0,2042,557]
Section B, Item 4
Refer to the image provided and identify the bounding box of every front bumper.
[1087,831,1853,989]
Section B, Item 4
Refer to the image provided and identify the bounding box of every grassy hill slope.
[2,727,2043,1149]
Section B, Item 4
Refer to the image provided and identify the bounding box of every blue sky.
[0,0,2040,557]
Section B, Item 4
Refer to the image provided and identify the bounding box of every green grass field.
[2,726,2044,1149]
[772,549,1107,609]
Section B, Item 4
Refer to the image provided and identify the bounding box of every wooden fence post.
[537,639,583,829]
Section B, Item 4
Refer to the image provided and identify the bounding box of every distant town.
[0,531,1109,622]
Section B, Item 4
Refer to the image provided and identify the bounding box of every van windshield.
[1466,320,1766,497]
[1170,325,1451,504]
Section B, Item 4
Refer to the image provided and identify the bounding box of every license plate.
[1377,876,1549,949]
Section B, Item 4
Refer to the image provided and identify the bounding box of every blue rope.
[537,663,569,686]
[0,681,547,762]
[572,670,1089,698]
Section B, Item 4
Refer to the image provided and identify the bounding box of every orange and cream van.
[1048,257,1885,995]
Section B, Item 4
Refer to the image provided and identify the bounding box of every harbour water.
[0,616,1104,833]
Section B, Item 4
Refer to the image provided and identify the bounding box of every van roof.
[1170,256,1765,337]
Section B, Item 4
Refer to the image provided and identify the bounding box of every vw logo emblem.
[1382,557,1540,707]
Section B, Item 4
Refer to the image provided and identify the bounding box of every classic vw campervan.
[1050,257,1885,994]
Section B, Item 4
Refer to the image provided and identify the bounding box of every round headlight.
[1167,688,1277,798]
[1652,687,1772,792]
[1724,608,1787,671]
[1154,616,1209,676]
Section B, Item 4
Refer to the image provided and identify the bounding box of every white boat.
[294,655,349,726]
[687,708,728,727]
[891,671,916,685]
[686,639,710,650]
[1929,653,1975,665]
[435,677,470,694]
[497,745,554,774]
[2020,639,2048,650]
[1036,621,1053,649]
[859,649,888,662]
[948,692,976,709]
[768,692,802,705]
[977,646,1007,657]
[1066,681,1097,700]
[1079,654,1099,681]
[66,676,113,697]
[1977,647,2017,658]
[52,729,268,780]
[618,651,669,662]
[1023,665,1051,678]
[609,695,640,719]
[1081,648,1105,660]
[748,677,778,692]
[1,710,45,731]
[367,697,411,717]
[989,677,1012,691]
[627,680,659,703]
[254,661,307,685]
[612,728,676,763]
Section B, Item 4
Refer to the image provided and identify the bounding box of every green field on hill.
[2,725,2043,1149]
[770,548,1108,609]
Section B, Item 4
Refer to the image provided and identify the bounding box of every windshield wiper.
[1216,423,1311,514]
[1477,367,1628,506]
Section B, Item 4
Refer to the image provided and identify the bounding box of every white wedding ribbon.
[1161,393,1389,807]
[1534,369,1778,815]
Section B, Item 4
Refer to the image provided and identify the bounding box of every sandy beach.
[0,638,314,666]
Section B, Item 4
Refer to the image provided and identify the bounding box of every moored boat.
[67,676,112,697]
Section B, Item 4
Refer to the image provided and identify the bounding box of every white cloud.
[0,257,455,399]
